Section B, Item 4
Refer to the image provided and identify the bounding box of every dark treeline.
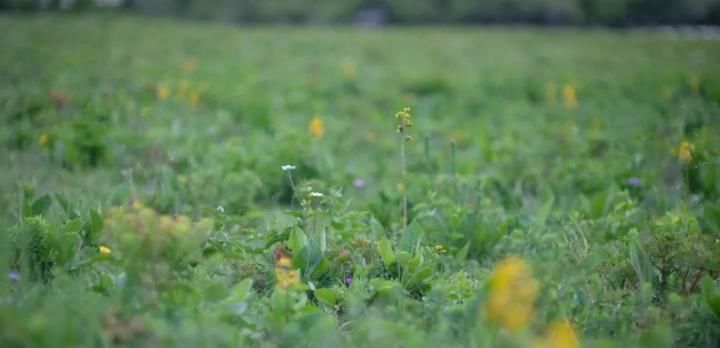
[2,0,719,26]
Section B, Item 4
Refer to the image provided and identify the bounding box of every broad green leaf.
[310,257,331,279]
[456,242,470,262]
[701,276,720,319]
[399,220,424,252]
[288,228,307,254]
[414,267,434,286]
[377,237,395,268]
[226,278,253,303]
[370,278,400,295]
[369,217,387,239]
[396,250,412,266]
[315,288,337,305]
[51,230,80,266]
[65,218,84,234]
[55,193,74,217]
[87,209,103,243]
[30,194,52,216]
[263,227,292,249]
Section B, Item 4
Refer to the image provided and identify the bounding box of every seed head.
[394,106,413,141]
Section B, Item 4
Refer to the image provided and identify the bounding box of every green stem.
[424,135,431,173]
[287,171,296,208]
[401,137,407,230]
[450,140,456,177]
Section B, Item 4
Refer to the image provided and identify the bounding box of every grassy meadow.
[1,14,720,347]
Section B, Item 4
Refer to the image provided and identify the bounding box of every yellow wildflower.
[309,115,325,139]
[276,256,292,269]
[275,256,300,290]
[174,215,192,235]
[394,106,413,140]
[341,58,356,79]
[38,133,48,146]
[485,256,539,331]
[434,244,447,255]
[277,269,300,290]
[534,319,580,348]
[690,75,700,95]
[188,90,201,107]
[563,84,577,109]
[181,59,195,75]
[677,140,694,163]
[99,245,112,255]
[155,83,170,100]
[158,215,175,234]
[545,82,557,104]
[196,217,213,232]
[141,106,151,117]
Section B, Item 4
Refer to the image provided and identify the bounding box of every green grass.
[1,14,720,348]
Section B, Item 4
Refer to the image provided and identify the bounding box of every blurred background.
[1,0,719,26]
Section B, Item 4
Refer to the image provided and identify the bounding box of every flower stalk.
[395,107,413,229]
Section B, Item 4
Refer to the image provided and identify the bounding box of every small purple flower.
[626,177,642,187]
[8,271,19,281]
[345,274,353,287]
[352,178,365,188]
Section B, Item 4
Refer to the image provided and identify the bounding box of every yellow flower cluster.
[177,79,202,107]
[309,115,325,139]
[545,82,577,108]
[689,75,700,95]
[433,244,447,255]
[103,200,211,258]
[533,319,580,348]
[485,256,539,331]
[275,256,301,290]
[155,80,202,107]
[341,58,356,79]
[188,91,201,107]
[141,106,152,118]
[395,106,413,141]
[155,83,170,100]
[181,59,196,75]
[563,84,577,109]
[99,245,112,255]
[677,140,694,163]
[38,133,49,146]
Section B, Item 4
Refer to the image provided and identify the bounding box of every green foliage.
[1,14,720,348]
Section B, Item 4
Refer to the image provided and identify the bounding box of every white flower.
[281,164,296,171]
[310,192,324,197]
[216,205,225,213]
